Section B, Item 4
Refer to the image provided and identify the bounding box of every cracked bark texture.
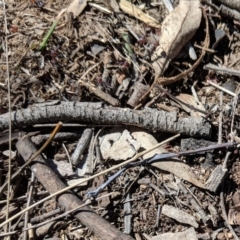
[0,102,211,138]
[16,137,134,240]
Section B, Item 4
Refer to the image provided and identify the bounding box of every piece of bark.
[161,204,199,228]
[219,4,240,21]
[71,128,93,165]
[127,82,150,108]
[179,183,209,223]
[216,0,240,11]
[0,102,211,138]
[31,132,81,145]
[149,227,198,240]
[205,165,227,192]
[180,138,216,153]
[16,137,134,240]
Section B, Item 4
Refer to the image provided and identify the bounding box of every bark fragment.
[0,102,212,138]
[161,204,199,228]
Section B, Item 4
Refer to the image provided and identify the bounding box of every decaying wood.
[35,221,61,238]
[16,137,134,240]
[0,102,212,138]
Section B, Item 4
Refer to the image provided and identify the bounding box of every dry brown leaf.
[152,0,202,80]
[130,127,168,158]
[67,0,87,18]
[130,127,204,188]
[176,93,206,117]
[152,160,204,189]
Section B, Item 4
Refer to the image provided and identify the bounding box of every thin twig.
[23,192,114,231]
[0,133,180,228]
[207,80,236,97]
[220,190,240,240]
[218,92,223,144]
[78,62,100,82]
[0,122,63,194]
[23,172,34,240]
[2,0,12,235]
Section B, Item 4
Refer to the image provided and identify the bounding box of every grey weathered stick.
[0,102,211,138]
[71,128,93,165]
[31,132,82,145]
[204,63,240,77]
[16,137,134,240]
[215,0,240,11]
[219,4,240,21]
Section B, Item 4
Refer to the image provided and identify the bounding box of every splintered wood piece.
[119,0,161,28]
[71,128,93,165]
[161,204,199,228]
[205,165,227,192]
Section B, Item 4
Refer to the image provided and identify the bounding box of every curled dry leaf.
[152,0,202,80]
[100,128,141,161]
[130,127,204,188]
[176,93,206,118]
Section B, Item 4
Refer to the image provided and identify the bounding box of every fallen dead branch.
[0,101,212,137]
[15,136,134,240]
